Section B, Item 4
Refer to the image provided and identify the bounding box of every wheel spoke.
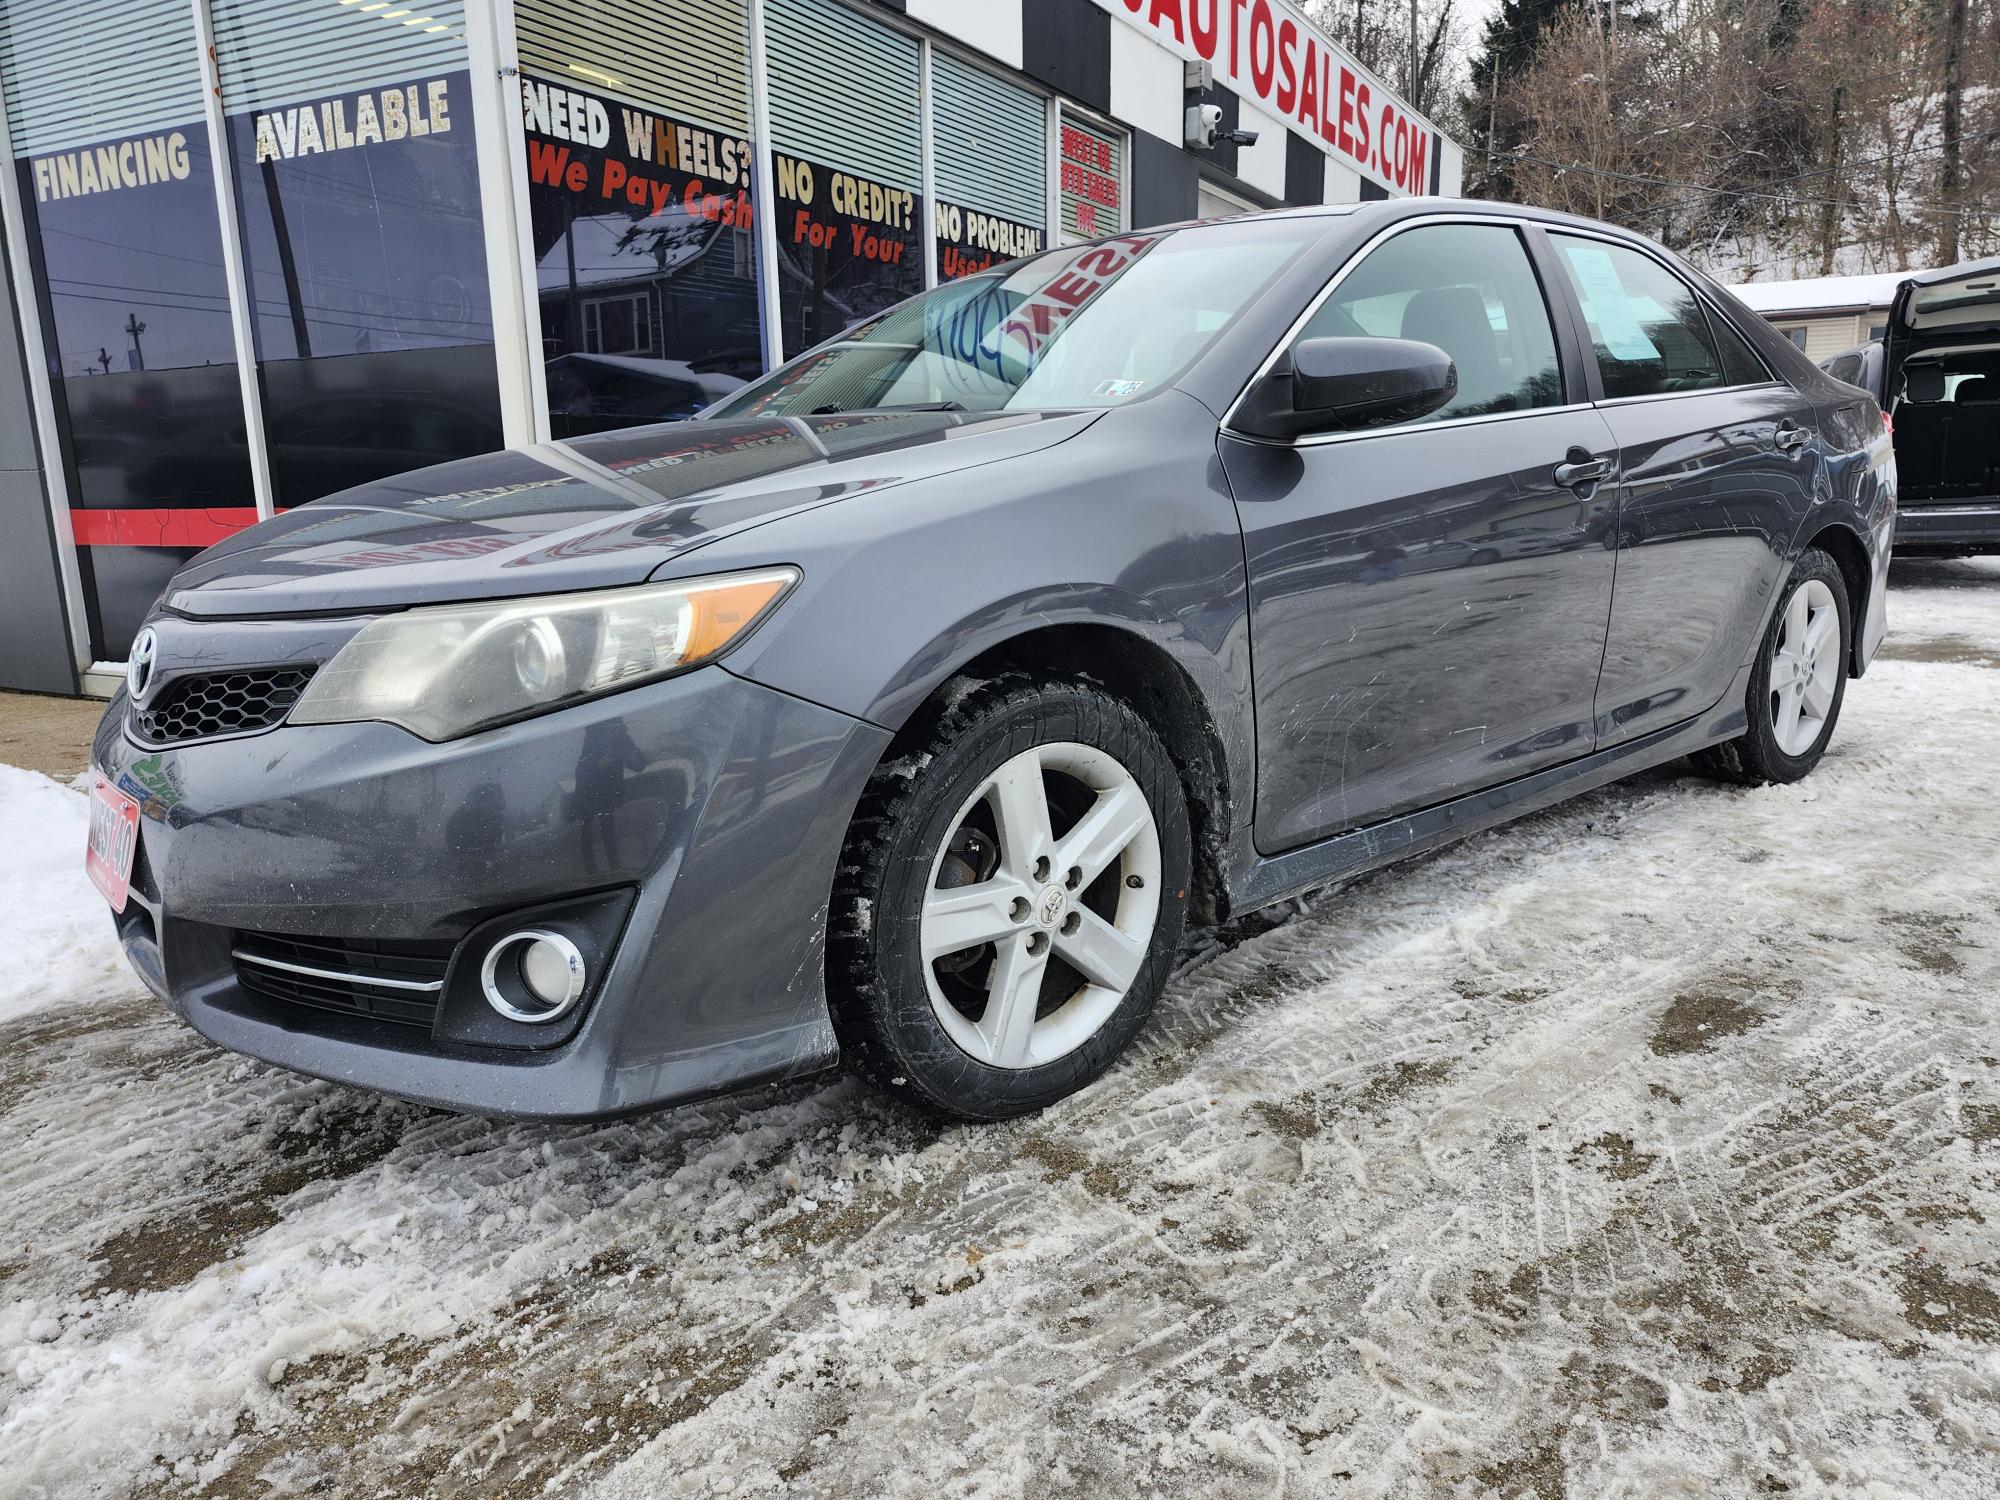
[1053,906,1147,995]
[986,754,1053,880]
[1784,586,1810,652]
[1052,781,1151,890]
[1775,680,1805,751]
[1802,607,1837,667]
[976,934,1048,1067]
[1801,672,1835,719]
[922,878,1030,958]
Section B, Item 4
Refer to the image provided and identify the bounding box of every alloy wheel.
[920,742,1162,1070]
[1769,576,1841,757]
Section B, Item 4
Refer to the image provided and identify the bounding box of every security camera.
[1223,128,1260,147]
[1185,104,1222,150]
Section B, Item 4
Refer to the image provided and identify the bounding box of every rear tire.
[829,675,1192,1121]
[1693,547,1850,786]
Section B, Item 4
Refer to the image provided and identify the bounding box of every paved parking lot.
[3,559,1999,1499]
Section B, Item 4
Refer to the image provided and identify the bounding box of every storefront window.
[0,0,250,659]
[766,0,923,358]
[1059,109,1125,243]
[519,1,761,437]
[518,1,761,437]
[932,53,1047,283]
[214,2,501,508]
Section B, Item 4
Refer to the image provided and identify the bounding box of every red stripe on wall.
[69,508,266,548]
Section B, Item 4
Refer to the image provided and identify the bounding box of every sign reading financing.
[1095,0,1436,196]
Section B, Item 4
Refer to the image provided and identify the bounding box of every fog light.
[480,929,586,1023]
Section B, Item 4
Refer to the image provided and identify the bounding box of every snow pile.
[0,764,130,1021]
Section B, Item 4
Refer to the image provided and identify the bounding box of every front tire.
[1693,547,1851,785]
[830,675,1193,1120]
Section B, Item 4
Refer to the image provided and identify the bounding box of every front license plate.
[85,772,141,913]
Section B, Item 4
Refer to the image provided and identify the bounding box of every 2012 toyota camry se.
[87,201,1894,1123]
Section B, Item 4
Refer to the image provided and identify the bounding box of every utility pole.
[1408,0,1420,105]
[1940,0,1967,264]
[1487,46,1499,158]
[123,312,146,372]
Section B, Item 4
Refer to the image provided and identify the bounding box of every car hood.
[163,408,1099,618]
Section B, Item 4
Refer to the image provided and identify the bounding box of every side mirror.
[1234,336,1457,440]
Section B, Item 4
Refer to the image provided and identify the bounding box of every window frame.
[1220,212,1596,449]
[581,291,655,357]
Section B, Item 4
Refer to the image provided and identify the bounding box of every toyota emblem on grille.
[127,627,159,702]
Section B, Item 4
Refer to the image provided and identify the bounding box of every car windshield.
[702,218,1319,419]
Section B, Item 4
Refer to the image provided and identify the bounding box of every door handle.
[1554,455,1611,489]
[1775,422,1810,450]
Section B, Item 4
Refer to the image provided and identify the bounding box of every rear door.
[1543,231,1821,746]
[1222,218,1621,852]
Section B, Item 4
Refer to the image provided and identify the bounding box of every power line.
[1491,127,2000,221]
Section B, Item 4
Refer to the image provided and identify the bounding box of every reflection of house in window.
[535,209,759,435]
[536,210,762,382]
[583,292,653,355]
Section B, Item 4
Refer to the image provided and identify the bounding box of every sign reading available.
[1094,0,1437,196]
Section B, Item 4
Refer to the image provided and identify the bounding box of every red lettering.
[526,139,570,186]
[1189,0,1218,57]
[1409,129,1431,195]
[1336,67,1357,156]
[600,158,628,198]
[1276,20,1298,114]
[1298,39,1321,131]
[1249,1,1276,99]
[1229,0,1248,73]
[1044,271,1098,307]
[1354,82,1372,163]
[1147,0,1185,43]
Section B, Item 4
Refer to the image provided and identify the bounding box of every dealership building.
[0,0,1462,695]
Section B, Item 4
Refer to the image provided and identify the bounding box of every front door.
[1222,220,1620,854]
[1541,232,1822,744]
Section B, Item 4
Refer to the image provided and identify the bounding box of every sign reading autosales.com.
[1094,0,1437,196]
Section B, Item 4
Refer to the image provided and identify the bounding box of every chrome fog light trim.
[480,930,587,1023]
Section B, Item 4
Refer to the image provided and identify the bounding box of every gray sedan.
[88,201,1895,1121]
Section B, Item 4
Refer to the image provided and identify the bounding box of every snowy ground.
[4,560,2000,1500]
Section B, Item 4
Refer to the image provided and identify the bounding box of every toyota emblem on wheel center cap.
[127,627,159,702]
[1037,885,1067,927]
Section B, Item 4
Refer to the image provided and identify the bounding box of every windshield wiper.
[809,400,966,415]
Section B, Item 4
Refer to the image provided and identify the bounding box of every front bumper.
[93,661,891,1120]
[1895,503,2000,554]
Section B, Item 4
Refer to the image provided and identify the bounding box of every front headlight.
[290,568,798,741]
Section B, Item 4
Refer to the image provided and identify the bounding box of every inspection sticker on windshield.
[85,772,140,913]
[1093,378,1144,399]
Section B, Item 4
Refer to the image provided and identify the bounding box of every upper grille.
[232,930,456,1028]
[132,666,315,746]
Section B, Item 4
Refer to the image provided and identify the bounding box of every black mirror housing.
[1234,336,1457,440]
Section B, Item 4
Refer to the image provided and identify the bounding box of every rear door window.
[1550,235,1724,398]
[1292,222,1564,428]
[1706,307,1771,386]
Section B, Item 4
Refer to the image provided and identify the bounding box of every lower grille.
[232,931,456,1028]
[134,666,315,746]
